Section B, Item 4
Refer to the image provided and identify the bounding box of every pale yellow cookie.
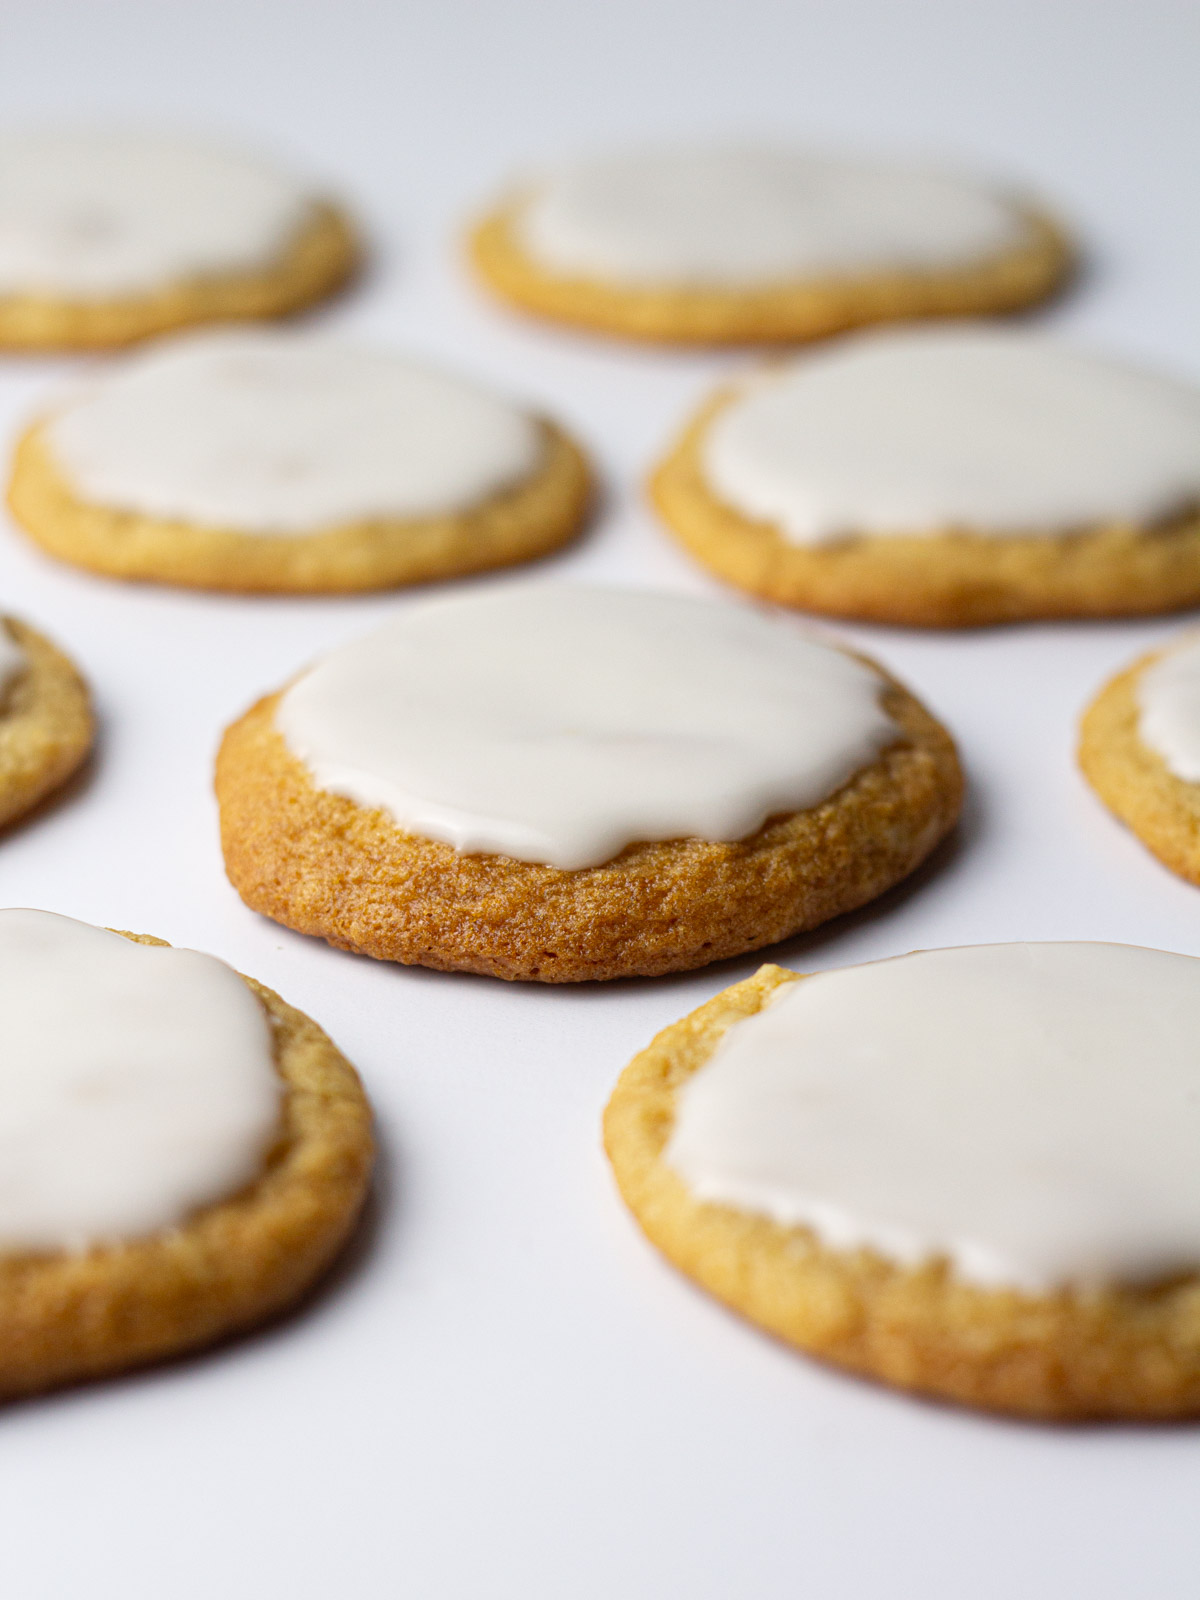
[0,933,374,1399]
[605,964,1200,1421]
[469,197,1069,347]
[0,616,93,832]
[1079,639,1200,885]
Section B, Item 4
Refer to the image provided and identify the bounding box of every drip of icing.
[275,583,899,871]
[666,943,1200,1291]
[0,621,24,703]
[45,329,545,532]
[0,910,281,1252]
[516,147,1032,287]
[0,130,316,296]
[702,327,1200,543]
[1137,635,1200,781]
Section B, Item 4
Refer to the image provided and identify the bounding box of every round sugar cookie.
[0,614,93,831]
[216,584,961,982]
[469,146,1071,345]
[1079,632,1200,885]
[0,130,359,351]
[0,910,373,1398]
[7,329,591,593]
[651,327,1200,626]
[605,946,1200,1420]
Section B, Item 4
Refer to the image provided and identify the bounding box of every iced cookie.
[469,145,1070,345]
[0,615,92,831]
[605,945,1200,1419]
[0,909,373,1397]
[651,326,1200,626]
[1079,631,1200,885]
[0,130,358,350]
[216,584,961,982]
[7,329,591,592]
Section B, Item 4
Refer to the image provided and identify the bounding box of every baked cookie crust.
[0,934,374,1399]
[650,391,1200,627]
[0,202,359,352]
[468,197,1072,346]
[0,617,93,832]
[215,673,961,983]
[604,963,1200,1420]
[1079,644,1200,885]
[7,418,591,594]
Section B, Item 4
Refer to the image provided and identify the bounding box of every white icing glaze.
[1137,634,1200,781]
[0,910,280,1252]
[45,329,545,533]
[516,147,1033,287]
[703,328,1200,543]
[0,621,24,704]
[667,943,1200,1291]
[276,584,898,871]
[0,131,317,296]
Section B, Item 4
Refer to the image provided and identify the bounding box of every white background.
[1,1,1199,1595]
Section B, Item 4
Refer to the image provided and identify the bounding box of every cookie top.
[1137,634,1200,780]
[0,131,321,298]
[666,942,1200,1291]
[702,327,1200,543]
[42,329,546,532]
[0,621,23,696]
[0,910,280,1251]
[275,583,899,871]
[515,147,1037,287]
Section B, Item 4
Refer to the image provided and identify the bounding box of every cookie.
[1079,632,1200,885]
[0,130,358,350]
[651,326,1200,626]
[216,584,961,982]
[7,329,591,593]
[0,614,93,831]
[605,945,1200,1420]
[469,145,1071,345]
[0,910,373,1397]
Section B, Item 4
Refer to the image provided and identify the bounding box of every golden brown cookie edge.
[0,617,94,832]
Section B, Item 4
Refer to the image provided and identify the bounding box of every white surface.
[0,1,1197,1596]
[668,942,1200,1290]
[1139,631,1200,779]
[47,329,544,530]
[703,326,1200,541]
[516,145,1030,283]
[277,583,896,868]
[0,911,278,1251]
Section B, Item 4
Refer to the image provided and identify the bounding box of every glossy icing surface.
[517,147,1032,286]
[0,911,281,1252]
[667,943,1200,1291]
[1138,634,1200,781]
[46,330,545,532]
[0,130,316,296]
[703,328,1200,542]
[276,583,898,870]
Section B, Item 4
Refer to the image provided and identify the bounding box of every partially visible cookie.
[651,327,1200,626]
[7,329,591,593]
[0,130,358,350]
[0,910,374,1398]
[0,615,93,831]
[1079,632,1200,884]
[605,946,1200,1420]
[216,583,961,981]
[469,146,1071,345]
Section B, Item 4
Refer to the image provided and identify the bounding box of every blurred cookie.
[0,614,92,830]
[651,327,1200,625]
[8,329,591,592]
[216,583,961,981]
[0,130,358,350]
[469,145,1070,344]
[0,910,373,1398]
[1080,631,1200,884]
[605,945,1200,1420]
